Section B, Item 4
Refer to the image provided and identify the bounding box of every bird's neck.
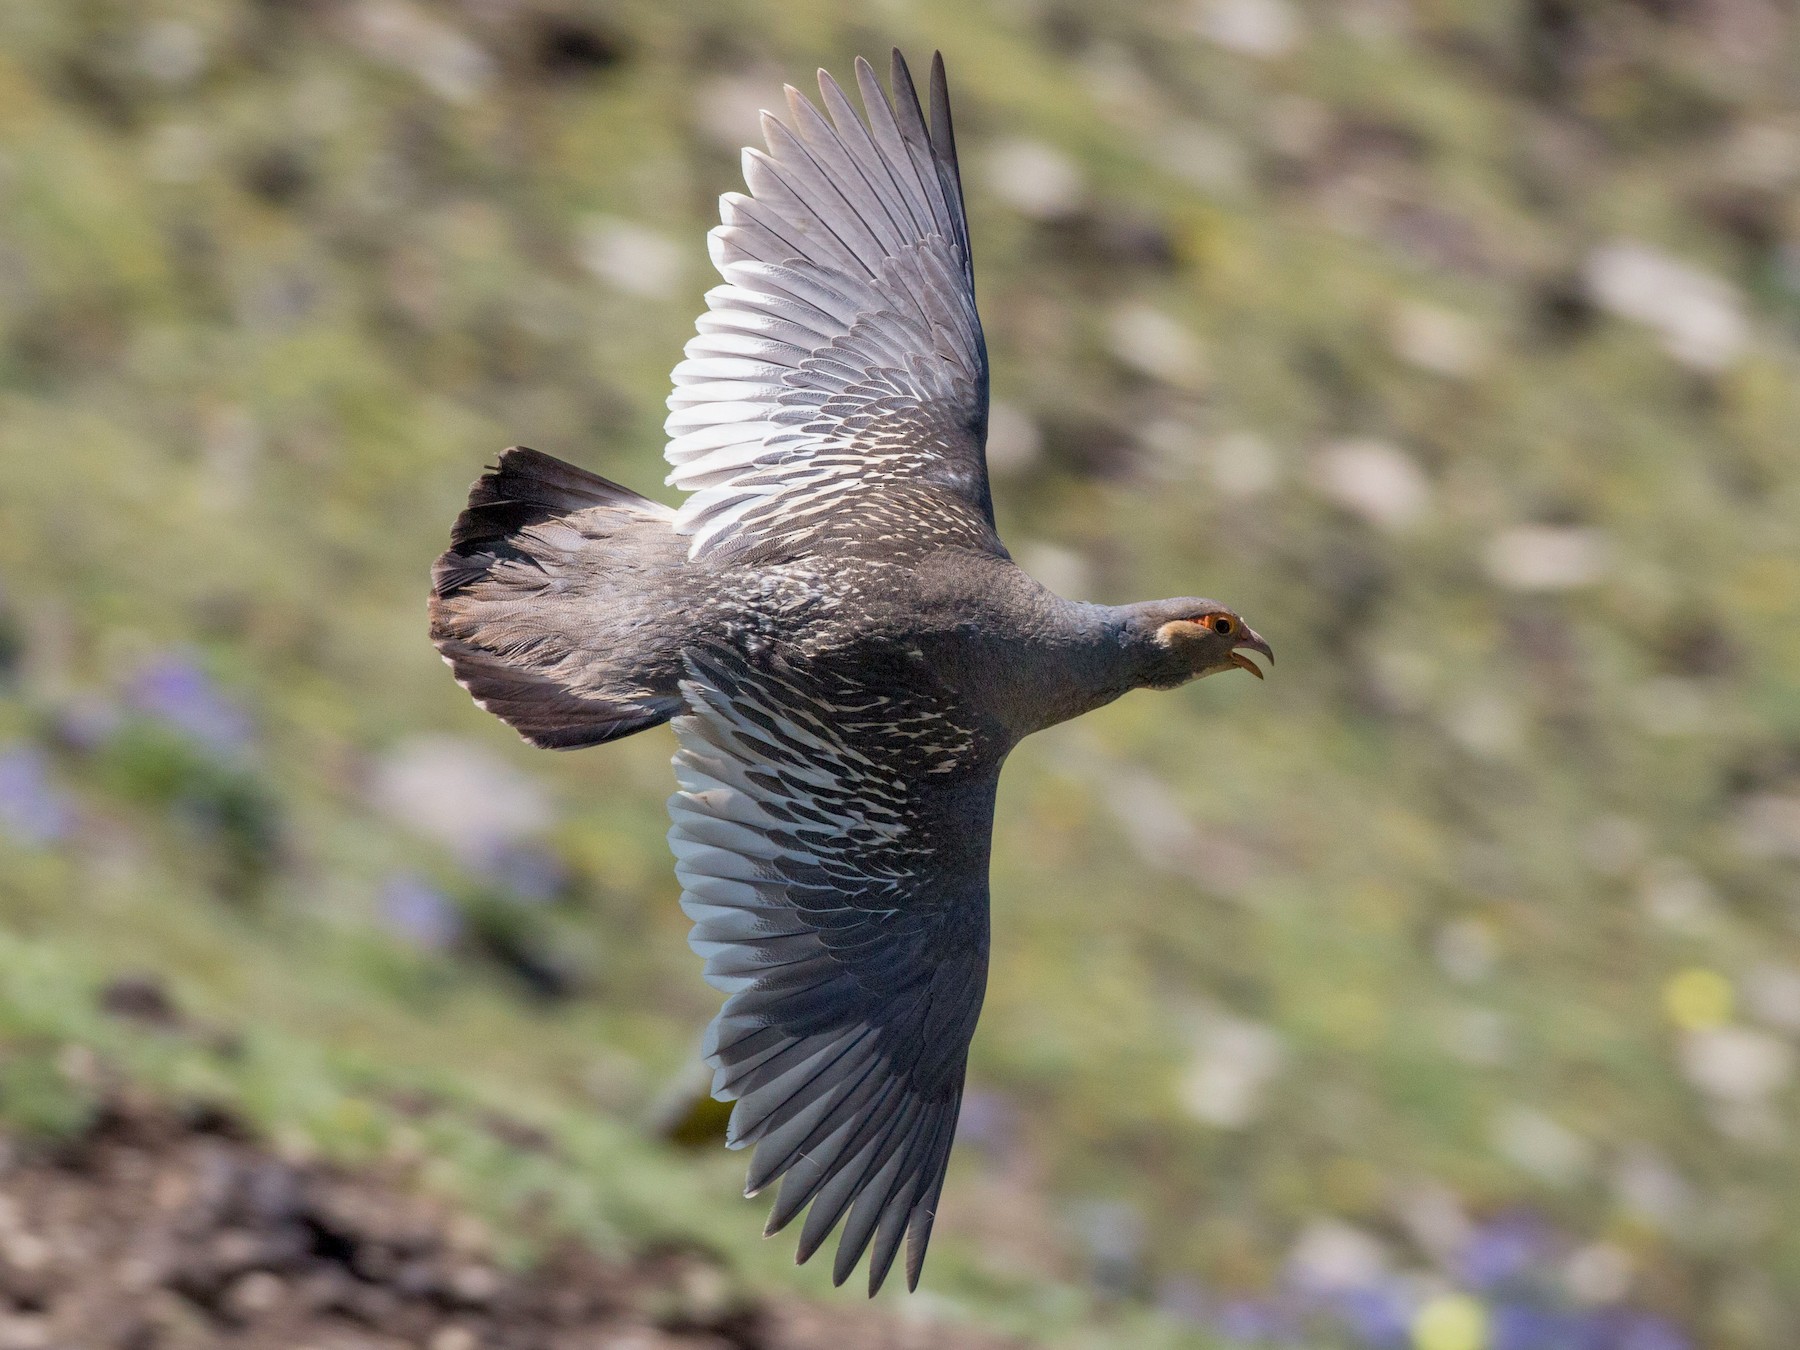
[1009,598,1172,736]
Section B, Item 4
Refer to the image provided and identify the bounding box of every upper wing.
[667,642,995,1293]
[665,50,998,562]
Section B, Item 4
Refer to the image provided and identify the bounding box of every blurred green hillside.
[2,0,1800,1346]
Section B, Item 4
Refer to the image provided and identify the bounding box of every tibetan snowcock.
[430,49,1272,1295]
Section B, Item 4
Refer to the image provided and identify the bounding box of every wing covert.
[666,642,995,1293]
[665,51,997,562]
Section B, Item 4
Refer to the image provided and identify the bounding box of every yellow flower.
[1664,968,1733,1031]
[1413,1294,1487,1350]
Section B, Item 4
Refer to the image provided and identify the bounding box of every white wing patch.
[662,54,993,562]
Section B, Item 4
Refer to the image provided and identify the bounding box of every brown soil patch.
[0,1096,1024,1350]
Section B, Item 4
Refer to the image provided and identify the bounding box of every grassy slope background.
[1,0,1799,1345]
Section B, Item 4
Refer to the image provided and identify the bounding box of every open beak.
[1227,627,1273,680]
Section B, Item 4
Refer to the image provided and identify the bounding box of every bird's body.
[430,50,1269,1295]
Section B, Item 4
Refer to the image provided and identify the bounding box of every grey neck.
[1002,597,1172,738]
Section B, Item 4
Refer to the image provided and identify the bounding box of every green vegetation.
[2,0,1799,1345]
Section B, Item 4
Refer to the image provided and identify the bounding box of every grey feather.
[429,448,687,750]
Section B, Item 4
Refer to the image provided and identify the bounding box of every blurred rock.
[1583,240,1748,372]
[1610,1147,1692,1229]
[1285,1219,1389,1293]
[1433,918,1497,984]
[1719,121,1800,189]
[99,974,182,1029]
[1492,1107,1591,1187]
[1014,541,1094,602]
[1264,93,1331,159]
[1389,301,1489,378]
[1630,676,1712,738]
[982,138,1084,220]
[1442,1006,1511,1066]
[1639,861,1721,937]
[1104,303,1207,388]
[1312,438,1429,531]
[1679,1026,1793,1104]
[1563,1241,1633,1305]
[134,20,205,87]
[198,405,263,512]
[1443,691,1523,759]
[1579,815,1649,878]
[578,217,683,301]
[1069,1199,1144,1295]
[1156,120,1249,194]
[369,736,548,862]
[1482,525,1611,592]
[1391,1182,1471,1262]
[1207,431,1281,499]
[1366,646,1437,714]
[345,1,495,105]
[1178,1013,1286,1128]
[1191,0,1304,58]
[692,71,777,152]
[1731,792,1800,861]
[1742,962,1800,1035]
[984,401,1043,475]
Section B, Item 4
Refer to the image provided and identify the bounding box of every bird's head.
[1124,598,1273,690]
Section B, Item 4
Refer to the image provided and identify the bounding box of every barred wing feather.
[667,644,994,1293]
[665,51,998,561]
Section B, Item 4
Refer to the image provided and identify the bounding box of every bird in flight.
[430,49,1271,1295]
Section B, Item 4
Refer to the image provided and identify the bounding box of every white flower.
[1493,1106,1591,1186]
[348,0,495,105]
[983,139,1084,220]
[1744,963,1800,1034]
[1584,240,1747,371]
[1733,794,1800,861]
[579,218,683,300]
[1679,1026,1793,1104]
[1482,525,1611,592]
[1208,432,1280,499]
[1179,1015,1286,1128]
[1390,302,1488,378]
[1312,438,1429,530]
[1287,1219,1390,1293]
[1192,0,1303,58]
[371,736,548,862]
[1105,304,1208,388]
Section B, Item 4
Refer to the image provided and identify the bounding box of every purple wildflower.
[126,654,254,756]
[1599,1312,1692,1350]
[1155,1275,1210,1325]
[0,745,74,845]
[1456,1211,1558,1291]
[379,874,463,951]
[1212,1296,1300,1345]
[1330,1283,1414,1349]
[482,840,567,903]
[1490,1301,1585,1350]
[954,1089,1018,1158]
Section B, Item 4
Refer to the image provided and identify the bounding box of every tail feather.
[431,448,688,751]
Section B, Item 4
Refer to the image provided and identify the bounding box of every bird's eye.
[1209,615,1236,636]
